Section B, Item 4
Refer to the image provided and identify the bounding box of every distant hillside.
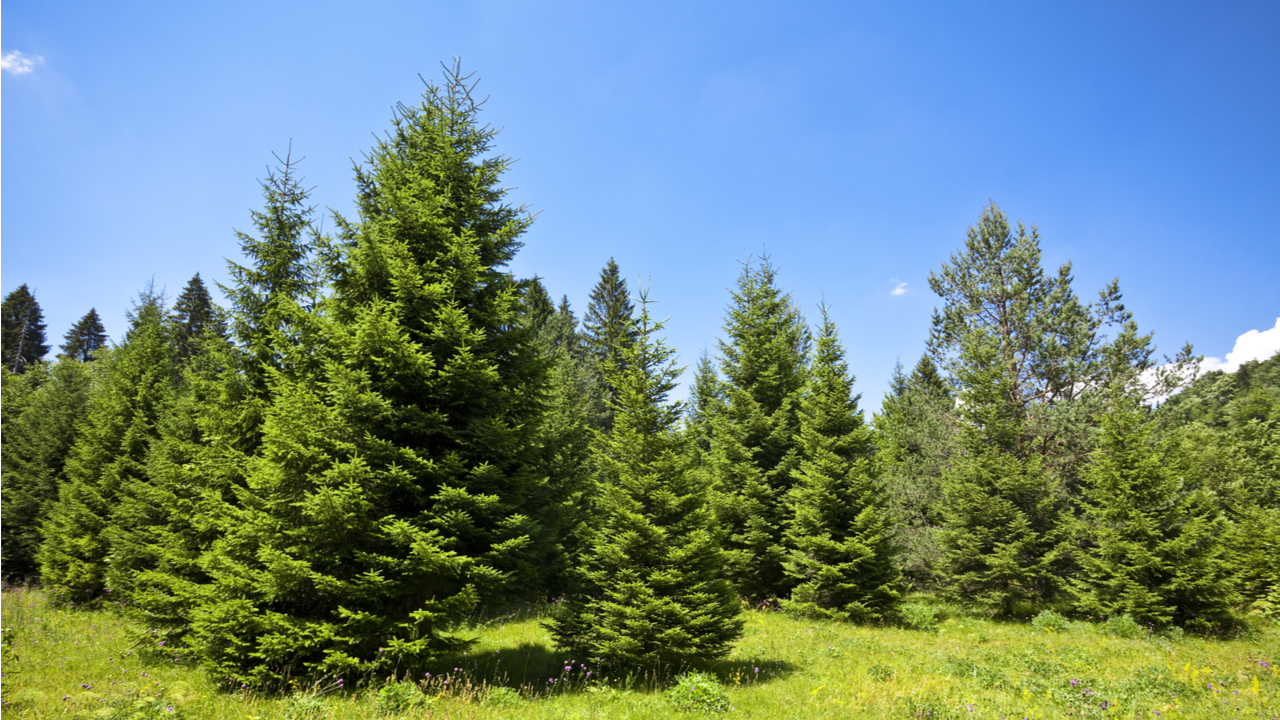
[1158,351,1280,429]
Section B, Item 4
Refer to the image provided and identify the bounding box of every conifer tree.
[709,256,808,600]
[1,356,97,579]
[782,308,899,620]
[876,355,955,587]
[582,258,636,427]
[1073,392,1236,629]
[2,284,50,373]
[548,291,743,666]
[686,351,723,458]
[186,64,553,684]
[38,292,176,602]
[171,274,224,362]
[60,308,108,361]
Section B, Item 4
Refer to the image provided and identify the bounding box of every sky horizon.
[4,1,1278,410]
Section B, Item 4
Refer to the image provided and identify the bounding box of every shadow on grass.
[415,639,796,697]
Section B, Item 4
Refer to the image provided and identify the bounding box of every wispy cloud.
[2,50,44,75]
[1201,317,1280,374]
[890,280,909,296]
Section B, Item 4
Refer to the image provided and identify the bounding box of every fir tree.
[1073,392,1236,629]
[548,291,743,667]
[60,308,108,361]
[709,256,808,601]
[187,64,553,684]
[876,355,956,588]
[582,258,636,427]
[686,351,723,458]
[171,274,224,361]
[38,292,176,602]
[2,284,50,373]
[1,357,97,579]
[782,308,899,621]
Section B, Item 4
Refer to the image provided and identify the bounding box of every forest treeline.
[2,64,1277,687]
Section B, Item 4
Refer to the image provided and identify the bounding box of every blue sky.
[4,1,1278,409]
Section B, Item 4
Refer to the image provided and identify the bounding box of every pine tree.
[2,284,50,373]
[582,258,636,427]
[171,274,224,362]
[1,356,97,579]
[709,256,808,601]
[38,292,176,602]
[876,355,956,588]
[548,291,743,667]
[186,64,553,684]
[686,351,723,458]
[61,308,108,361]
[1073,392,1236,629]
[782,308,899,621]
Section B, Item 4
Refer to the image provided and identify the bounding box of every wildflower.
[1071,679,1078,687]
[62,696,70,701]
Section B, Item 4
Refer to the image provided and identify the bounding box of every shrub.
[1103,614,1143,639]
[281,692,332,720]
[484,686,522,707]
[867,664,894,681]
[1031,610,1070,632]
[374,680,425,715]
[899,602,939,632]
[666,672,731,713]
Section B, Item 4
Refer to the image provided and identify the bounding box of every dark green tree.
[37,291,176,602]
[548,291,743,666]
[782,308,899,621]
[1072,392,1236,629]
[171,273,224,361]
[186,64,553,684]
[876,355,955,588]
[582,258,636,427]
[2,284,50,373]
[1,356,97,579]
[60,308,108,361]
[709,256,808,601]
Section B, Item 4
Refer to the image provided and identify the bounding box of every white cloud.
[2,50,44,75]
[1200,317,1280,374]
[890,281,909,296]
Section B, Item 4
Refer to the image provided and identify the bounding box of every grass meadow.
[2,585,1276,719]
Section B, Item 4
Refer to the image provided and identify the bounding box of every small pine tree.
[171,274,224,362]
[582,258,636,427]
[38,292,176,602]
[1,357,97,579]
[2,284,50,373]
[709,256,808,601]
[782,308,899,621]
[60,308,109,361]
[548,290,743,667]
[1073,392,1237,629]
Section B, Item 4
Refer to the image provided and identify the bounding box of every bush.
[484,686,522,707]
[1103,614,1143,639]
[666,672,731,713]
[374,680,425,715]
[281,692,332,720]
[1031,610,1070,632]
[899,602,939,632]
[867,664,894,681]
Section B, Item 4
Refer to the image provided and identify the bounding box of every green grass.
[3,585,1277,719]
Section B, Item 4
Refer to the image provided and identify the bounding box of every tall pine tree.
[2,284,50,373]
[60,308,108,361]
[171,274,224,362]
[582,258,636,428]
[782,308,899,621]
[709,256,808,601]
[548,291,743,667]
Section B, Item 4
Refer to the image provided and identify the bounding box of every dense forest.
[2,64,1277,689]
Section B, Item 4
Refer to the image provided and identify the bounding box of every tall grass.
[3,585,1276,718]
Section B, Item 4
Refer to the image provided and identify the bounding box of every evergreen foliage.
[171,274,224,362]
[185,64,552,684]
[37,292,176,602]
[781,307,899,621]
[582,258,636,427]
[548,291,743,666]
[1,357,97,579]
[876,355,955,588]
[708,256,808,600]
[60,309,108,362]
[2,284,50,373]
[1073,392,1237,629]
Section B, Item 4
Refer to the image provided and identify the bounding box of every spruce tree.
[186,64,553,684]
[2,284,50,373]
[709,256,808,601]
[60,308,108,361]
[171,274,224,362]
[1,356,97,579]
[548,291,743,667]
[38,292,176,602]
[782,308,899,621]
[582,258,636,427]
[1073,392,1236,629]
